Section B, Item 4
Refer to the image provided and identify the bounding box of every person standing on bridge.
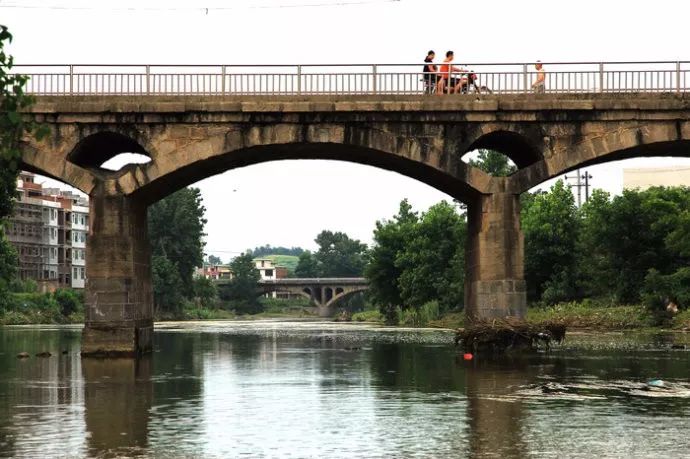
[531,61,546,93]
[437,51,468,95]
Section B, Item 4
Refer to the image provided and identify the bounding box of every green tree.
[396,201,466,313]
[469,149,517,176]
[207,254,222,265]
[193,276,218,308]
[365,199,419,308]
[0,26,44,293]
[148,187,207,310]
[576,189,614,297]
[151,255,185,314]
[314,230,368,277]
[521,180,579,303]
[582,187,690,303]
[295,250,318,277]
[222,253,261,314]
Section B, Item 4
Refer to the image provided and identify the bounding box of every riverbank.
[429,302,690,331]
[3,299,690,331]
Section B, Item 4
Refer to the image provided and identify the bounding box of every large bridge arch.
[111,123,493,206]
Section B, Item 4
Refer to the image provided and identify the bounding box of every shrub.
[352,310,383,322]
[9,278,38,293]
[53,289,83,316]
[379,304,400,325]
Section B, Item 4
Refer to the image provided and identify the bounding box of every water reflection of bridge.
[216,277,369,316]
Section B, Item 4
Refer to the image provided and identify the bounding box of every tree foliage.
[396,201,466,312]
[366,200,466,319]
[221,253,261,314]
[295,251,319,277]
[468,149,517,176]
[148,188,207,313]
[207,254,223,265]
[521,180,579,304]
[0,25,45,293]
[247,245,304,258]
[313,230,368,277]
[365,199,418,308]
[522,184,690,310]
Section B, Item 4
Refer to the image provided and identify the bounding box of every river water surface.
[1,321,690,458]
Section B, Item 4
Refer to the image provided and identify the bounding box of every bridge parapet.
[13,61,690,96]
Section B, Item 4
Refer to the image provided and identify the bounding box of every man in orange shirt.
[437,50,468,94]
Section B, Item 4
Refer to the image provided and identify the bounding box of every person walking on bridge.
[532,61,546,93]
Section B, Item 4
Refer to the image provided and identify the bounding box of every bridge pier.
[82,191,154,357]
[465,192,526,321]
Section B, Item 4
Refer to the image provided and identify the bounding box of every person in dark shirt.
[422,50,438,95]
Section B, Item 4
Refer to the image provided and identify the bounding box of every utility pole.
[564,169,593,206]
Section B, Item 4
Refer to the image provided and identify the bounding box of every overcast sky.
[4,0,690,260]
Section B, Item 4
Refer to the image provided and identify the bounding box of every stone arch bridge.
[216,277,369,317]
[17,93,690,355]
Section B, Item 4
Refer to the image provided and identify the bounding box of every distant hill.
[254,254,300,275]
[248,245,304,258]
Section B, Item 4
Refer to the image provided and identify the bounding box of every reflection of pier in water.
[465,358,534,458]
[83,357,152,455]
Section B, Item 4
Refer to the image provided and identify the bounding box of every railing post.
[221,65,226,95]
[522,64,528,93]
[69,64,73,95]
[677,61,681,93]
[372,64,378,94]
[145,65,150,95]
[297,65,302,95]
[599,62,604,93]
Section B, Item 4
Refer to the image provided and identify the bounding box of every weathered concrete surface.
[82,189,153,356]
[18,93,690,352]
[465,192,526,321]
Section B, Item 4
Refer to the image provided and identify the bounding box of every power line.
[0,0,400,11]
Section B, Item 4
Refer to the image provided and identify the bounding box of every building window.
[265,269,273,277]
[73,267,78,278]
[80,268,85,280]
[80,250,85,260]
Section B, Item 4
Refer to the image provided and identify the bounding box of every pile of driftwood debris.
[454,319,566,353]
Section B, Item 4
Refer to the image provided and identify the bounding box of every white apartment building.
[7,173,89,291]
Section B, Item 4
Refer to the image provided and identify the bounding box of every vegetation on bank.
[0,281,84,325]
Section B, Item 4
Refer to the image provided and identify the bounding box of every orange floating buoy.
[463,353,473,361]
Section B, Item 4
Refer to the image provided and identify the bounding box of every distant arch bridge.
[216,277,369,316]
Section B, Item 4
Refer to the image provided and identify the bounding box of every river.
[1,321,690,458]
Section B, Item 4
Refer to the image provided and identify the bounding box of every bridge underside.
[18,94,690,356]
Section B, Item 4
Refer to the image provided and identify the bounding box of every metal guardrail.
[10,62,690,96]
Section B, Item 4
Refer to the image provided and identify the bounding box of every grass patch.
[673,308,690,329]
[527,300,652,329]
[351,309,383,323]
[428,311,465,329]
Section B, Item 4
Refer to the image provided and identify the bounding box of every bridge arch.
[324,287,369,310]
[68,131,151,174]
[18,142,96,194]
[111,123,492,205]
[466,130,543,169]
[515,124,690,191]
